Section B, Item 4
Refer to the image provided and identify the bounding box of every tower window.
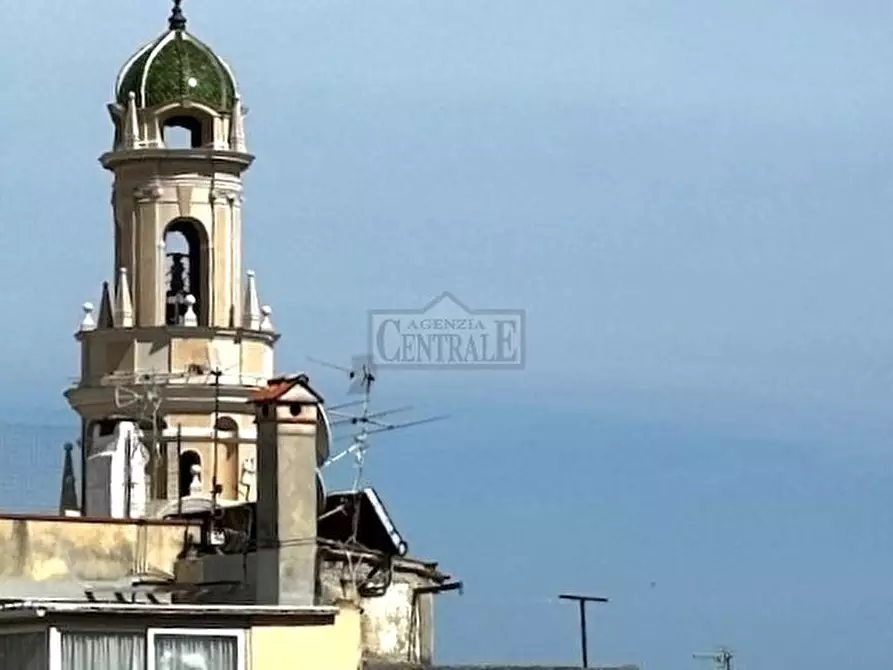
[178,450,202,498]
[162,115,204,148]
[97,419,118,437]
[215,416,239,433]
[164,219,207,326]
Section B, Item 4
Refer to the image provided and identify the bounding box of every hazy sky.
[3,1,893,668]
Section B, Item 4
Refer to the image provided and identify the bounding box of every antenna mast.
[309,355,448,547]
[205,342,232,548]
[210,367,222,509]
[308,354,449,599]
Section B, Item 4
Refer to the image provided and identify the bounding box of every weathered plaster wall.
[176,551,440,665]
[319,557,437,666]
[0,516,195,585]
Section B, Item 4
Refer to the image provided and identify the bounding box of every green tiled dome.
[115,13,236,111]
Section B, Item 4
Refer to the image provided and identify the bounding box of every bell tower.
[66,0,277,517]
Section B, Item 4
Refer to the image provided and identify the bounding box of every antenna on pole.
[308,353,450,600]
[310,355,448,492]
[694,647,734,670]
[309,354,448,552]
[330,414,449,492]
[205,342,231,548]
[558,593,609,668]
[111,370,184,514]
[307,355,376,397]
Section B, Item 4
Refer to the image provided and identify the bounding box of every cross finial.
[169,0,187,30]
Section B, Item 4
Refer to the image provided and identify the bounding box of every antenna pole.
[211,368,222,510]
[124,432,132,518]
[176,424,183,517]
[151,400,162,501]
[559,593,609,668]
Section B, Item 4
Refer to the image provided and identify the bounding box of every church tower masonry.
[66,1,276,516]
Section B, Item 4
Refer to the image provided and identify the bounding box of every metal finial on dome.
[168,0,187,30]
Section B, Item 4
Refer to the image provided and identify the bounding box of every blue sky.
[3,1,893,668]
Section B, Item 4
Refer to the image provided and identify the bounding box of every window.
[215,417,239,434]
[148,629,243,670]
[162,115,205,148]
[178,450,202,498]
[60,631,144,670]
[0,629,47,670]
[53,628,244,670]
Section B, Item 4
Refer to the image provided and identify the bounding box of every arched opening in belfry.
[178,450,202,498]
[164,218,207,326]
[215,416,239,434]
[161,115,204,148]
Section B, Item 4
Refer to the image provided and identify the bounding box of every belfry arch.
[163,218,208,326]
[161,115,205,148]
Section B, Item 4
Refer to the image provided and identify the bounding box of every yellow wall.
[251,604,362,670]
[0,516,196,583]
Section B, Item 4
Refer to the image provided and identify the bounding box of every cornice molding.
[99,148,255,172]
[64,385,263,417]
[75,325,279,345]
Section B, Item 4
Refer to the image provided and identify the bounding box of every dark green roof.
[116,28,236,111]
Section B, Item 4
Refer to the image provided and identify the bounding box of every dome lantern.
[108,1,247,153]
[114,0,237,112]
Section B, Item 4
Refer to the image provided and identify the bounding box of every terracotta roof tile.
[249,374,309,403]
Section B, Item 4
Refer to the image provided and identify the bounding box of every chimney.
[250,374,325,606]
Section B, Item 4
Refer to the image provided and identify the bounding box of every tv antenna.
[200,342,243,547]
[309,354,447,595]
[307,355,376,398]
[112,369,190,513]
[694,647,734,670]
[309,355,448,491]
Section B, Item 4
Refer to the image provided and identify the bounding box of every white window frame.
[147,627,246,670]
[49,626,246,670]
[49,625,147,670]
[48,627,60,670]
